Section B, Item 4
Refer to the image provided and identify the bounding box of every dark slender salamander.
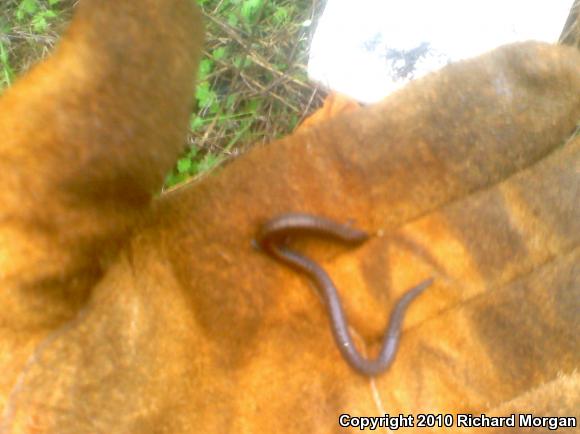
[256,213,432,377]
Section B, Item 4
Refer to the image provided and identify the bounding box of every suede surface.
[0,1,579,432]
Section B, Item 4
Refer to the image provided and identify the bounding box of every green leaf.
[195,82,217,108]
[195,83,210,105]
[32,15,48,33]
[31,10,57,32]
[198,58,213,81]
[208,100,220,115]
[165,171,187,187]
[177,158,192,174]
[186,146,199,160]
[0,41,13,88]
[273,7,289,25]
[0,42,9,64]
[289,114,299,130]
[197,154,222,173]
[48,0,61,5]
[227,12,238,27]
[16,0,39,20]
[212,47,227,61]
[241,0,264,23]
[190,116,205,131]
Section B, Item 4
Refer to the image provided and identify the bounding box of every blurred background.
[0,0,577,187]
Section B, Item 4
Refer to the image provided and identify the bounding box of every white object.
[308,0,573,103]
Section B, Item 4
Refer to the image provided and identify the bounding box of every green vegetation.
[14,0,61,33]
[0,0,325,188]
[1,0,66,89]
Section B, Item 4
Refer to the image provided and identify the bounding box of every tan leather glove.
[0,1,578,432]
